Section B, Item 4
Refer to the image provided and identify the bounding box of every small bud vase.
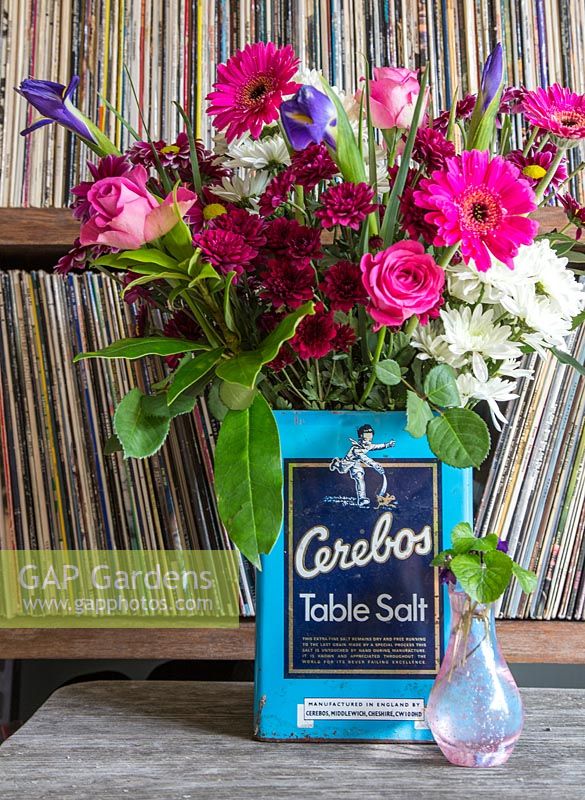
[426,586,523,767]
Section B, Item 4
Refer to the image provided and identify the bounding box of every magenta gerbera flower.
[414,150,538,272]
[522,85,585,141]
[206,42,300,142]
[315,182,377,231]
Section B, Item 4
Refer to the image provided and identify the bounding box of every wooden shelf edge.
[0,206,579,253]
[0,620,583,663]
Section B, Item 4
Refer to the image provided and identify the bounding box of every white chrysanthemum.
[440,305,523,362]
[499,288,572,353]
[457,372,519,430]
[446,259,522,304]
[520,239,585,318]
[210,173,270,209]
[226,133,290,170]
[411,321,464,367]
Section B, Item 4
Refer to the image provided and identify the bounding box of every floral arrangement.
[17,42,585,567]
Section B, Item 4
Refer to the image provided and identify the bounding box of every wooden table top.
[1,681,584,799]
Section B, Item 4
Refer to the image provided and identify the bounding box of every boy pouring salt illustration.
[329,425,396,507]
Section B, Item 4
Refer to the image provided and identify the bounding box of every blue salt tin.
[254,411,472,741]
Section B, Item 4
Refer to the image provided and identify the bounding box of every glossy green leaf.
[223,272,237,333]
[113,388,171,459]
[167,348,224,406]
[74,337,208,362]
[216,301,314,389]
[219,380,257,411]
[427,408,490,468]
[163,218,194,261]
[450,550,512,604]
[375,359,401,386]
[119,249,179,269]
[103,434,122,455]
[423,364,461,407]
[406,391,433,438]
[551,346,585,377]
[452,534,499,555]
[214,394,283,567]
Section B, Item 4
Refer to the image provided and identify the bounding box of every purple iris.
[480,43,503,111]
[496,538,509,554]
[280,85,337,151]
[16,76,94,141]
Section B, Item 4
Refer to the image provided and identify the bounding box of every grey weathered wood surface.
[1,682,583,800]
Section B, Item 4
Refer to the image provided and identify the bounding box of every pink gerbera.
[414,150,538,272]
[206,42,300,142]
[522,85,585,141]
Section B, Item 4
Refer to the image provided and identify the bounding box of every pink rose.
[356,67,427,129]
[79,165,196,249]
[360,240,445,328]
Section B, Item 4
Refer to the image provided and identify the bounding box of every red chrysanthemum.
[331,323,356,353]
[315,182,377,230]
[559,194,585,240]
[290,143,338,190]
[499,86,526,114]
[163,310,202,369]
[290,303,336,360]
[210,207,267,250]
[506,143,568,190]
[400,183,438,244]
[265,217,322,261]
[320,260,368,312]
[127,139,167,169]
[412,127,456,173]
[193,228,257,277]
[259,258,315,309]
[267,345,296,373]
[55,238,100,274]
[522,85,585,141]
[432,94,476,134]
[414,150,538,272]
[206,42,300,142]
[258,168,296,217]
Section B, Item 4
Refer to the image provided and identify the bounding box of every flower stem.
[438,243,459,268]
[359,326,386,405]
[535,145,567,203]
[522,126,540,157]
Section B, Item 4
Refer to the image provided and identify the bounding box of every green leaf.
[453,534,499,555]
[119,249,180,269]
[121,271,189,297]
[319,77,366,184]
[207,381,229,421]
[423,364,461,407]
[167,348,224,406]
[450,550,512,604]
[427,408,490,468]
[451,521,473,543]
[375,359,401,386]
[511,562,538,595]
[74,337,208,362]
[572,309,585,330]
[551,346,585,377]
[215,394,283,567]
[166,389,199,418]
[216,301,315,389]
[466,83,504,151]
[406,391,433,438]
[219,380,257,411]
[431,549,453,567]
[223,272,237,333]
[113,389,171,459]
[162,218,194,261]
[103,434,122,455]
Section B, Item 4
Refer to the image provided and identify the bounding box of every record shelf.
[0,206,584,664]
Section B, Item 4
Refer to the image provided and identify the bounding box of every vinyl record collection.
[2,0,585,206]
[0,270,255,616]
[477,319,585,620]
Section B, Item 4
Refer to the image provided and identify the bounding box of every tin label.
[285,434,442,679]
[301,697,425,721]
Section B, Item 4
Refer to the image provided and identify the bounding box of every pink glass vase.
[426,586,523,767]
